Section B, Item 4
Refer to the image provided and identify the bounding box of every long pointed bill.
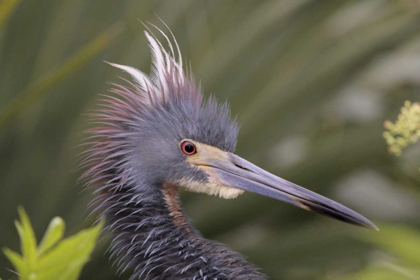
[187,142,378,230]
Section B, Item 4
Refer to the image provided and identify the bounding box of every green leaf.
[17,206,37,270]
[37,217,65,257]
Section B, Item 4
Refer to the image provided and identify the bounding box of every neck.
[98,181,265,280]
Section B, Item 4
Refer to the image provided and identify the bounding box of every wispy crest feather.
[108,27,185,106]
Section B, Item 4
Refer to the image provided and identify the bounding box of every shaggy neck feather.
[100,181,264,280]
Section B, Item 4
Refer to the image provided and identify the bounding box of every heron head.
[84,26,377,231]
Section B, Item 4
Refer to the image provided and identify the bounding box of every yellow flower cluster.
[383,101,420,156]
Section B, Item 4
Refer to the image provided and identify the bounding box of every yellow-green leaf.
[17,207,37,270]
[4,208,104,280]
[36,220,103,280]
[3,247,29,277]
[37,217,65,257]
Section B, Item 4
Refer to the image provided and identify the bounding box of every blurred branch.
[0,21,124,127]
[0,0,20,32]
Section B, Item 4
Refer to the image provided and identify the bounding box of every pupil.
[185,144,194,153]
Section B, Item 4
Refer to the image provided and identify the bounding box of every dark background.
[1,1,420,279]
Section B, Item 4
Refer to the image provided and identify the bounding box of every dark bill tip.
[297,199,379,231]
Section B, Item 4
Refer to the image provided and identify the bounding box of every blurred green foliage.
[0,22,123,127]
[339,225,420,280]
[3,208,102,280]
[0,1,420,279]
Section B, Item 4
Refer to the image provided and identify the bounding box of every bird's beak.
[187,143,378,230]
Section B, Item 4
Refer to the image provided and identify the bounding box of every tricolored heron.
[80,23,377,280]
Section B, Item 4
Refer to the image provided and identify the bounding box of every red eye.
[181,141,196,155]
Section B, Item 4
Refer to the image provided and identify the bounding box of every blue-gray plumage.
[80,23,377,280]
